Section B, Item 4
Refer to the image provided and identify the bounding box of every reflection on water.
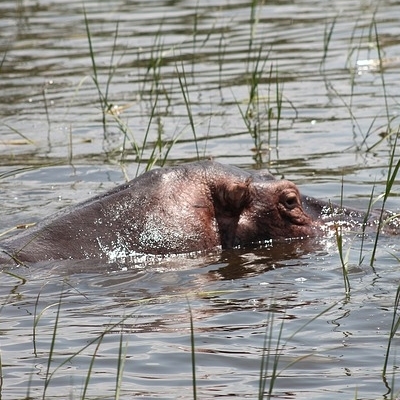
[1,0,400,398]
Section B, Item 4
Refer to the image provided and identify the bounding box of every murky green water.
[1,0,400,398]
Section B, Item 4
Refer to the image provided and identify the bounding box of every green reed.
[332,14,400,385]
[80,325,127,399]
[333,150,399,293]
[83,9,181,173]
[20,282,347,399]
[323,11,399,153]
[188,302,197,400]
[347,13,398,152]
[363,17,397,153]
[268,63,283,152]
[321,16,362,143]
[24,283,236,398]
[217,25,228,92]
[115,331,128,399]
[0,351,2,399]
[383,284,400,379]
[81,0,291,169]
[177,62,200,159]
[42,287,64,399]
[357,186,375,267]
[258,308,283,398]
[322,13,400,291]
[247,0,264,76]
[369,132,400,267]
[1,123,35,146]
[29,283,131,399]
[83,5,105,131]
[372,19,391,138]
[84,6,122,136]
[333,229,351,297]
[320,15,337,74]
[81,333,105,399]
[237,45,269,157]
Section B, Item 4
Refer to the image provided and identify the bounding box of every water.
[1,0,400,398]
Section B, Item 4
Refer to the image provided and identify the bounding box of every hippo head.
[241,179,318,242]
[212,177,318,248]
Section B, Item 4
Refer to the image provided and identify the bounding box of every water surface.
[1,0,400,398]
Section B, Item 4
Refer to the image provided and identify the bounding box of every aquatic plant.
[188,302,197,400]
[258,300,339,398]
[27,283,131,399]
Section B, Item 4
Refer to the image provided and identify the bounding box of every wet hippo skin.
[0,161,391,265]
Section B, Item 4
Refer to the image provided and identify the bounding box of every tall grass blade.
[382,284,400,378]
[115,330,127,400]
[188,302,197,400]
[2,123,35,145]
[81,332,105,399]
[177,63,199,159]
[0,350,3,399]
[358,185,375,266]
[83,6,100,106]
[42,85,51,134]
[331,180,351,296]
[370,131,400,266]
[274,64,283,150]
[320,15,337,73]
[335,227,351,296]
[248,0,264,74]
[134,92,160,175]
[42,287,64,399]
[373,20,391,134]
[83,6,123,134]
[261,310,285,399]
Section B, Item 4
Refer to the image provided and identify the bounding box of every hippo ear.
[214,178,252,213]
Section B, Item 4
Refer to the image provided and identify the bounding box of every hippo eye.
[283,192,299,210]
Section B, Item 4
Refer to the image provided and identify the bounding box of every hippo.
[0,160,394,266]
